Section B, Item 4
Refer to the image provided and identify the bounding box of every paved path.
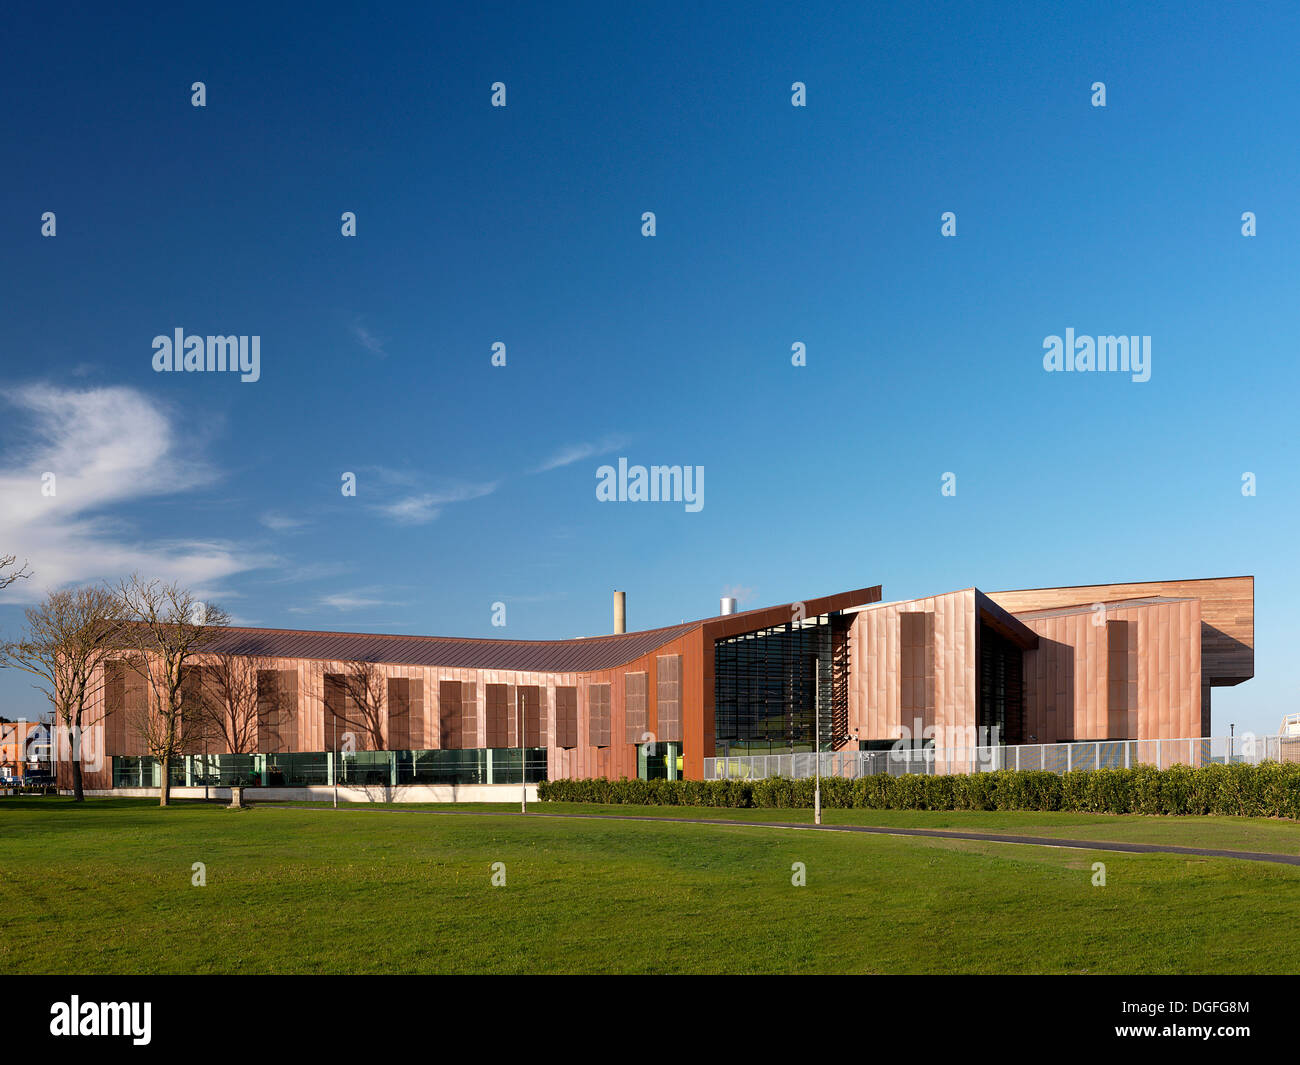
[260,803,1300,866]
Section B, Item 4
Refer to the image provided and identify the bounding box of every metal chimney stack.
[720,596,738,616]
[613,590,626,634]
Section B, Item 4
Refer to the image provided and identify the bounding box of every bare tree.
[0,586,121,800]
[0,554,31,590]
[112,575,230,806]
[329,660,387,751]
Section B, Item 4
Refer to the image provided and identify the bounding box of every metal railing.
[704,735,1300,781]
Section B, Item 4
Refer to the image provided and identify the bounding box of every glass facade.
[637,741,681,780]
[714,614,848,757]
[978,624,1025,745]
[398,748,547,785]
[112,756,161,788]
[267,752,330,786]
[118,748,548,789]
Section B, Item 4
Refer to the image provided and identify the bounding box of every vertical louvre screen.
[105,660,126,754]
[408,678,424,749]
[180,666,208,753]
[624,672,648,744]
[257,670,284,753]
[900,611,935,730]
[388,678,410,750]
[656,655,681,742]
[486,683,509,747]
[713,615,835,754]
[279,669,299,751]
[978,624,1025,745]
[124,661,147,756]
[588,683,611,747]
[555,686,578,748]
[439,680,462,749]
[323,674,346,752]
[1107,620,1135,738]
[461,682,477,748]
[519,685,544,747]
[831,615,851,748]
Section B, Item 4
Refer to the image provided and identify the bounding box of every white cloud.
[0,384,270,602]
[352,321,387,358]
[533,435,627,473]
[288,588,403,613]
[266,561,351,584]
[260,511,309,532]
[320,593,391,610]
[372,482,497,525]
[374,494,441,525]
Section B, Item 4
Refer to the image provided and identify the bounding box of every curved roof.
[190,585,884,674]
[199,620,701,673]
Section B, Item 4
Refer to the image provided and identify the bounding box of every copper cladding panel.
[989,577,1251,684]
[848,589,977,747]
[1018,598,1201,742]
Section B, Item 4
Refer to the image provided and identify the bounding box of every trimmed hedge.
[536,762,1300,819]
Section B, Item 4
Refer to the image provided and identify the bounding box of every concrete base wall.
[73,783,538,804]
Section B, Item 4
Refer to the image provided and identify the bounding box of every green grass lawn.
[3,796,1300,974]
[541,803,1300,854]
[276,799,1300,854]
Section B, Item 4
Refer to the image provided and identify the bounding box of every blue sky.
[1,1,1296,734]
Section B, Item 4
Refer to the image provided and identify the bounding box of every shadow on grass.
[0,795,227,812]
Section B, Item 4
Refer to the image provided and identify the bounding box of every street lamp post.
[813,672,822,827]
[1230,722,1235,765]
[520,694,527,814]
[332,710,338,809]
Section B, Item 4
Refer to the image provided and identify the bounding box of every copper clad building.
[73,576,1254,792]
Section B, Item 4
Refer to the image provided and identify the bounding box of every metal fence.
[704,735,1300,781]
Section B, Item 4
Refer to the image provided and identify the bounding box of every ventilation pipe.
[613,590,626,634]
[720,596,738,616]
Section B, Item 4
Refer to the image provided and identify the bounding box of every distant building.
[1,719,51,781]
